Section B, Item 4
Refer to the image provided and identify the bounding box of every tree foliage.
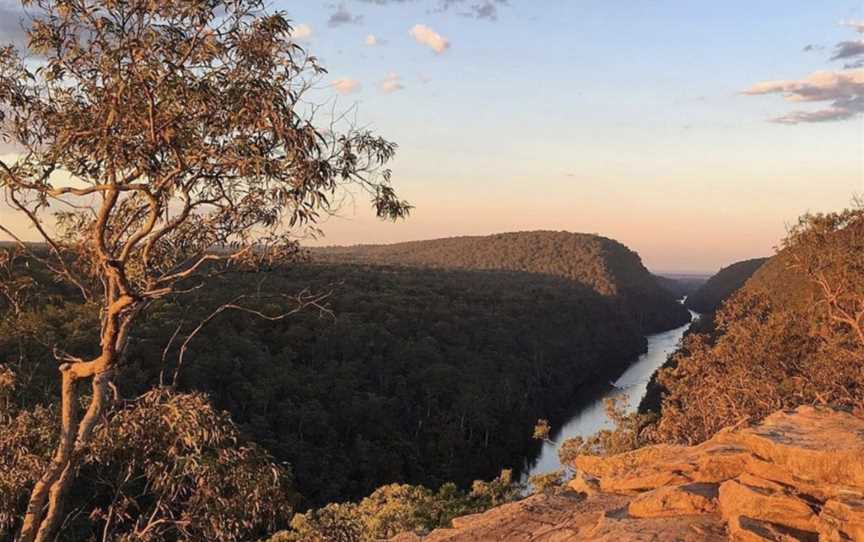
[315,231,691,333]
[0,0,407,539]
[271,470,519,542]
[684,257,768,314]
[648,209,864,444]
[558,395,654,462]
[0,261,649,510]
[0,366,297,541]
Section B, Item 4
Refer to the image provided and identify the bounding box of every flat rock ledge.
[391,406,864,541]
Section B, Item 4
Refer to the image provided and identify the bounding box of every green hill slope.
[648,210,864,444]
[315,231,690,333]
[684,258,768,314]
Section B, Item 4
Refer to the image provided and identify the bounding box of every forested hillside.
[0,259,648,513]
[646,210,863,444]
[653,274,708,299]
[315,231,690,333]
[684,257,768,314]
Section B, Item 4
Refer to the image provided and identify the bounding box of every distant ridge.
[313,231,691,333]
[685,257,769,314]
[653,274,709,299]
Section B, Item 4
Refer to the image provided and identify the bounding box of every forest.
[642,210,864,445]
[267,207,864,541]
[638,257,767,413]
[683,258,768,314]
[315,231,691,334]
[0,0,858,540]
[0,251,663,535]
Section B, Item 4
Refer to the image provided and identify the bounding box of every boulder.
[726,515,819,542]
[390,407,864,542]
[567,472,601,495]
[718,478,819,533]
[628,482,719,518]
[735,406,864,488]
[818,495,864,541]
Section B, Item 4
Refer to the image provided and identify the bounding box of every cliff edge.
[392,406,864,541]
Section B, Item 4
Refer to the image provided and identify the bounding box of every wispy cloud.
[333,77,362,95]
[380,72,405,93]
[366,34,380,46]
[745,22,864,124]
[358,0,509,21]
[291,24,313,41]
[831,40,864,60]
[410,24,450,54]
[832,21,864,68]
[841,20,864,34]
[744,70,864,124]
[462,0,508,21]
[329,4,363,27]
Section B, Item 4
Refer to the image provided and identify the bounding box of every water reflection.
[524,309,699,478]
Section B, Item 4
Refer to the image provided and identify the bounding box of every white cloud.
[380,72,405,93]
[333,78,361,95]
[744,69,864,124]
[366,35,379,46]
[291,24,313,40]
[842,20,864,34]
[745,70,864,103]
[410,24,450,54]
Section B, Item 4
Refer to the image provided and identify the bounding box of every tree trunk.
[18,365,113,542]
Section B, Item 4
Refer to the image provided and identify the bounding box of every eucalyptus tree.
[0,1,409,540]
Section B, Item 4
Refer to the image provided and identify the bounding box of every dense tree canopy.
[316,231,691,334]
[647,209,864,444]
[684,258,768,314]
[0,260,648,514]
[0,0,407,539]
[0,375,298,541]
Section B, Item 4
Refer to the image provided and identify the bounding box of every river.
[523,308,699,478]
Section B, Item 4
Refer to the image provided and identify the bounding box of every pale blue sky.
[0,1,861,272]
[272,0,863,272]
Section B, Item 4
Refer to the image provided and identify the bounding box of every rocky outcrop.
[392,406,864,541]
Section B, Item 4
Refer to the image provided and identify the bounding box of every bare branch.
[173,290,332,386]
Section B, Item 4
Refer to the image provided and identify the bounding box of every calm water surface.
[524,308,699,478]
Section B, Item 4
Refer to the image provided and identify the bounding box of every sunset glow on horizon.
[1,0,862,273]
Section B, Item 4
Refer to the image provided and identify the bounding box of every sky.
[1,0,863,273]
[273,0,864,273]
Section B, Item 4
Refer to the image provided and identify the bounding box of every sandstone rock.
[391,407,864,542]
[736,407,864,488]
[586,509,727,541]
[718,478,819,533]
[571,436,752,494]
[726,515,819,542]
[818,495,864,541]
[628,482,719,518]
[411,492,628,541]
[572,444,697,494]
[692,443,751,483]
[567,472,600,495]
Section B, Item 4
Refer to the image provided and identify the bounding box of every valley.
[524,308,698,479]
[0,1,858,538]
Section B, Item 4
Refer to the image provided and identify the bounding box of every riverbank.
[523,310,697,478]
